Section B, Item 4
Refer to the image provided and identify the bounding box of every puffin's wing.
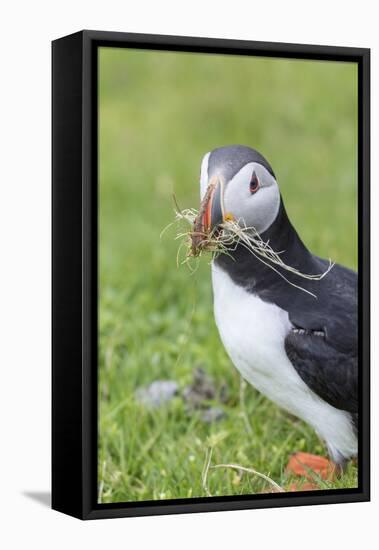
[285,330,358,414]
[286,261,358,354]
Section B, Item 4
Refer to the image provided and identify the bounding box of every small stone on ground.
[135,380,178,408]
[201,407,226,423]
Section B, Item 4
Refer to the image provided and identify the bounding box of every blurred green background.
[98,48,358,503]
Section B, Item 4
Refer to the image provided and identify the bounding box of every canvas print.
[98,48,358,504]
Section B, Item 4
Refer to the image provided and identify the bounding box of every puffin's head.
[197,145,280,237]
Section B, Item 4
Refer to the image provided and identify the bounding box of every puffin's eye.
[250,172,260,194]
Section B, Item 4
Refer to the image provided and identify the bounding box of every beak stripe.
[204,186,215,231]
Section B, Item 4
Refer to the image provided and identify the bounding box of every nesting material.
[173,205,334,298]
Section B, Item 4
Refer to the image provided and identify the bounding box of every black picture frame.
[52,30,370,520]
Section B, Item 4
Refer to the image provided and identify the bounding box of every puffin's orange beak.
[202,180,217,232]
[192,176,224,253]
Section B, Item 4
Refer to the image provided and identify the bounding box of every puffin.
[194,145,358,484]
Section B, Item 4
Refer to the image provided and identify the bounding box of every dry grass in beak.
[168,201,334,297]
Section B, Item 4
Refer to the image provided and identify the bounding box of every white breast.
[211,263,357,462]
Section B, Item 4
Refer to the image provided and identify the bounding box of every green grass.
[98,48,358,503]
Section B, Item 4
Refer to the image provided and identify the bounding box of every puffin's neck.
[214,199,315,291]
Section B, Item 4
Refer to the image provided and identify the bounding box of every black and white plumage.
[197,145,358,467]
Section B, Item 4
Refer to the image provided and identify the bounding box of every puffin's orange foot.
[288,481,320,492]
[285,452,337,482]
